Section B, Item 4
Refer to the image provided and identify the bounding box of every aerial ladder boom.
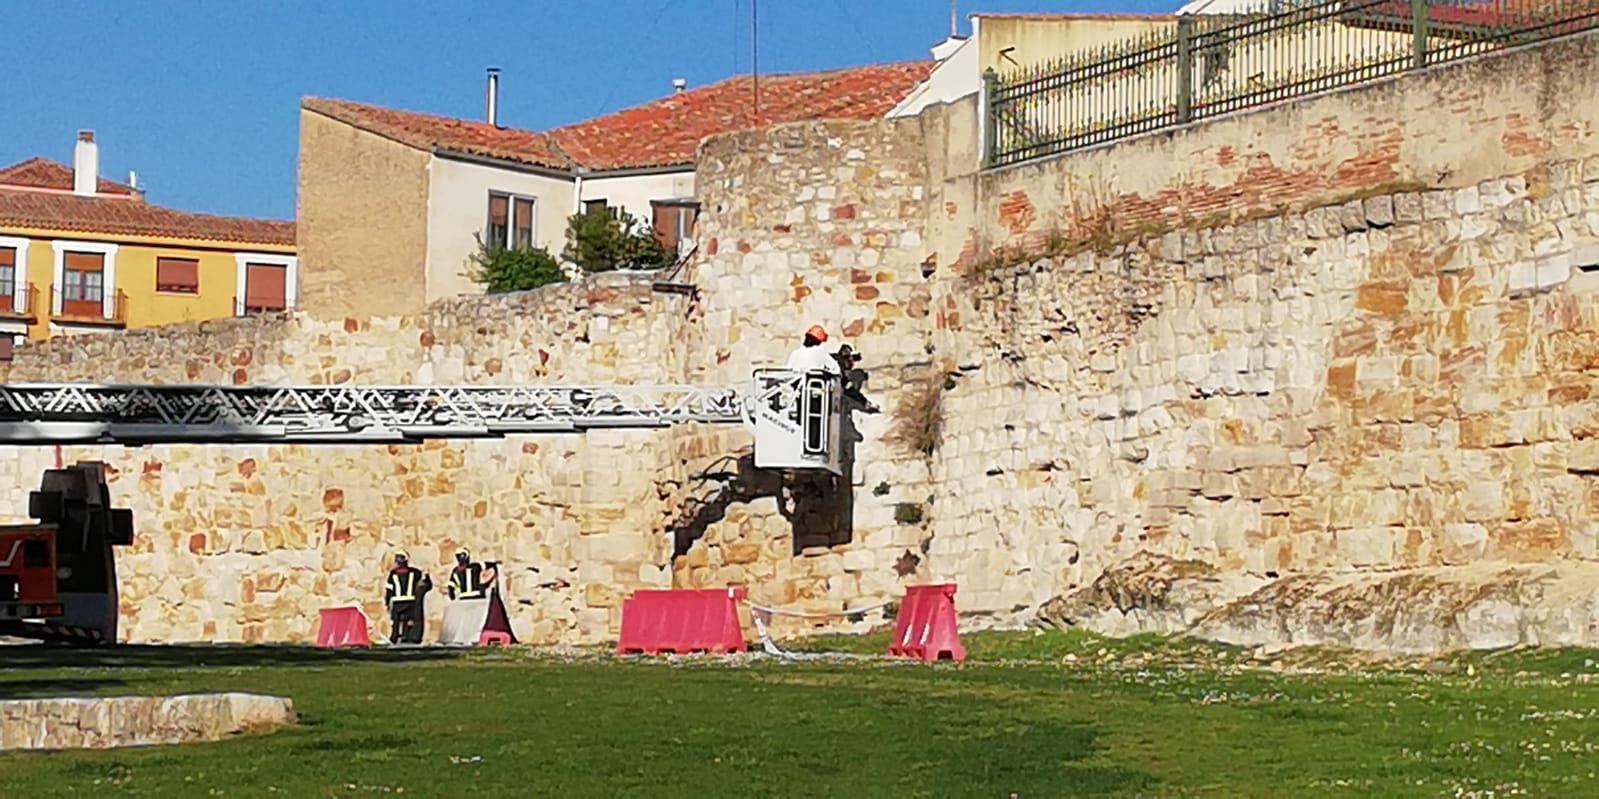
[0,383,746,444]
[0,371,846,645]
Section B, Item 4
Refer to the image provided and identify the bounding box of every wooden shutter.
[244,262,287,310]
[0,248,13,298]
[60,251,105,315]
[63,251,103,272]
[651,203,680,251]
[156,257,200,293]
[513,198,534,248]
[487,193,509,248]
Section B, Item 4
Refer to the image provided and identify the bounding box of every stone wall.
[6,32,1599,651]
[0,276,694,644]
[930,159,1599,632]
[668,119,945,634]
[931,33,1599,278]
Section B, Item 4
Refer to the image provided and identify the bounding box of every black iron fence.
[985,0,1599,167]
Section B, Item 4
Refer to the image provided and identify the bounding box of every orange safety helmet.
[805,324,828,342]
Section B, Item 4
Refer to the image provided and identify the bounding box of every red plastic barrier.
[886,584,966,662]
[616,587,748,655]
[314,606,372,648]
[478,630,512,646]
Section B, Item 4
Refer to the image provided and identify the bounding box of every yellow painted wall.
[2,227,293,341]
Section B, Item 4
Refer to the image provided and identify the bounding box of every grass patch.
[885,366,948,456]
[0,633,1596,797]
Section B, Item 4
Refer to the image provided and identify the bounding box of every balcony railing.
[0,283,39,322]
[50,288,127,327]
[234,297,290,317]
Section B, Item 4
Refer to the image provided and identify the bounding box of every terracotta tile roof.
[546,61,936,170]
[301,97,570,169]
[0,157,136,196]
[302,60,934,173]
[0,188,295,246]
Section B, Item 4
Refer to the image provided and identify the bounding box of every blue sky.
[1,1,1172,220]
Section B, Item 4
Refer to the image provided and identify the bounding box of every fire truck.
[0,371,845,644]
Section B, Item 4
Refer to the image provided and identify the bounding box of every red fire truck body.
[0,526,64,622]
[0,463,130,644]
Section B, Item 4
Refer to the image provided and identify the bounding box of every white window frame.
[50,239,118,319]
[0,235,29,315]
[234,253,299,314]
[486,191,537,249]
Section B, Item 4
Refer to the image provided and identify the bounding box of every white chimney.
[672,77,686,94]
[73,130,98,197]
[127,170,138,190]
[485,67,500,127]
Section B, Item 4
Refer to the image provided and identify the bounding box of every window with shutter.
[244,262,287,312]
[513,197,535,249]
[651,201,699,255]
[61,251,104,317]
[486,193,510,248]
[651,203,680,251]
[155,257,200,293]
[0,247,13,299]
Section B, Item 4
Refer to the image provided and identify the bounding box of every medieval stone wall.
[930,33,1599,280]
[5,32,1599,650]
[931,160,1599,627]
[666,119,945,634]
[0,276,693,644]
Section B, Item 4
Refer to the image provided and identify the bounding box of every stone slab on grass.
[0,692,294,751]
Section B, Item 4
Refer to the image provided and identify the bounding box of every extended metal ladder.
[0,383,746,445]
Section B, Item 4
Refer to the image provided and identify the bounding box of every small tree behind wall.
[464,234,567,294]
[562,208,674,274]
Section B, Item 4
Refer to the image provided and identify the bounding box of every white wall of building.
[424,154,575,303]
[578,171,695,228]
[888,34,979,119]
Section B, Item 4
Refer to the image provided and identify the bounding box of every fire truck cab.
[0,462,131,644]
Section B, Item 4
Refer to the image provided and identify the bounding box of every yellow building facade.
[0,132,296,346]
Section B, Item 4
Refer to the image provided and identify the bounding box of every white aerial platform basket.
[746,369,843,475]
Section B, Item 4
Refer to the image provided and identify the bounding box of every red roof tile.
[546,61,935,170]
[0,188,295,246]
[302,60,935,173]
[0,157,136,196]
[301,97,570,169]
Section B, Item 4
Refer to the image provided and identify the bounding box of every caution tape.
[741,599,893,619]
[741,599,893,660]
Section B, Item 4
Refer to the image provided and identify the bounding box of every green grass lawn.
[1,631,1596,797]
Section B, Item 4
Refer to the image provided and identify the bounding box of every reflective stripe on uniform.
[389,570,420,601]
[451,567,485,599]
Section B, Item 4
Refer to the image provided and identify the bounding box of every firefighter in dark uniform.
[384,550,432,645]
[446,548,490,601]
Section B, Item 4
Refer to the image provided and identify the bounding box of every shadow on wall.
[670,379,872,557]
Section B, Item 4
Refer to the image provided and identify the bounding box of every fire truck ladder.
[0,383,748,445]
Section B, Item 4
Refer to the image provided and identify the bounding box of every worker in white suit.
[785,324,840,375]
